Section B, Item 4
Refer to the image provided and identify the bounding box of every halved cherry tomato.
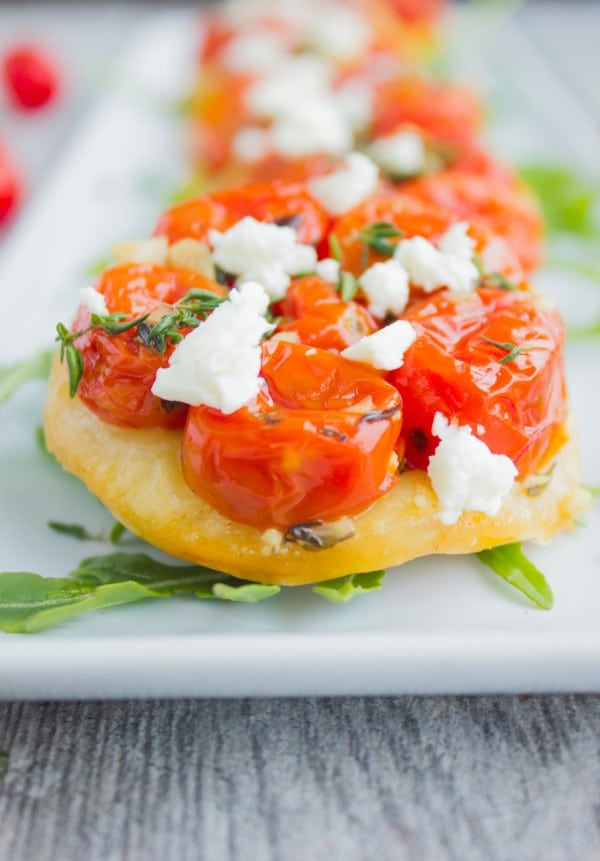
[74,264,225,429]
[276,276,378,351]
[403,171,543,273]
[331,193,523,283]
[2,45,59,111]
[0,144,20,228]
[182,340,402,528]
[371,77,481,146]
[154,181,330,247]
[389,287,566,478]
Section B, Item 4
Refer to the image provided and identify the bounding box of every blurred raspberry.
[2,44,60,110]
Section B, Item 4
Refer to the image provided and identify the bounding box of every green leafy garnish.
[481,336,534,364]
[84,256,113,278]
[312,570,386,603]
[480,271,518,291]
[328,232,342,263]
[109,521,127,544]
[0,349,53,405]
[358,222,404,258]
[519,164,600,238]
[567,320,600,340]
[48,522,101,541]
[477,543,554,610]
[0,552,281,633]
[338,270,359,302]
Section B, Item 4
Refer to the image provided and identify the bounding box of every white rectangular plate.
[0,10,599,699]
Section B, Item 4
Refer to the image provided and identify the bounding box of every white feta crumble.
[308,153,379,215]
[305,3,370,60]
[368,131,426,178]
[341,320,417,370]
[209,216,317,301]
[334,78,374,131]
[315,257,340,284]
[79,286,109,316]
[231,127,272,163]
[427,412,517,526]
[245,55,334,118]
[270,98,353,158]
[220,32,290,74]
[151,282,272,414]
[358,259,409,319]
[394,222,480,294]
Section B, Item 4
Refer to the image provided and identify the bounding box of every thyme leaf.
[358,221,404,257]
[481,336,534,364]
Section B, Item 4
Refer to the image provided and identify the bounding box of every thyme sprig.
[481,336,535,365]
[56,289,227,398]
[358,221,404,258]
[338,270,359,302]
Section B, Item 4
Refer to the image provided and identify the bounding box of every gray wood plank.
[0,697,598,861]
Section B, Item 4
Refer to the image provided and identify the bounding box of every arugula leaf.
[519,164,600,238]
[312,570,386,603]
[0,349,53,405]
[48,522,100,541]
[0,552,282,633]
[476,543,554,610]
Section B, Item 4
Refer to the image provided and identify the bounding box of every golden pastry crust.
[44,357,591,586]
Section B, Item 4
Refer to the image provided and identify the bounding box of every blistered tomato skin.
[332,193,523,284]
[389,288,567,478]
[154,182,330,247]
[74,264,226,430]
[182,341,403,529]
[403,171,543,273]
[276,276,378,352]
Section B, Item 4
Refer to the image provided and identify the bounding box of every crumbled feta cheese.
[151,282,272,414]
[315,257,340,284]
[368,130,427,178]
[341,320,417,370]
[334,78,374,131]
[80,286,108,316]
[358,259,409,319]
[231,127,272,163]
[245,55,334,118]
[113,237,168,266]
[427,412,517,525]
[270,98,352,158]
[209,216,317,301]
[305,4,370,60]
[394,222,479,293]
[308,153,379,215]
[221,32,290,74]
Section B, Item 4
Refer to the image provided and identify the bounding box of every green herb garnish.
[0,349,53,405]
[329,232,342,263]
[519,164,600,238]
[358,221,404,257]
[0,552,281,633]
[480,272,518,291]
[477,543,554,610]
[338,270,359,302]
[481,336,534,364]
[312,570,386,603]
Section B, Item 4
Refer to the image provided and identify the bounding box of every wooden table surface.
[1,3,599,859]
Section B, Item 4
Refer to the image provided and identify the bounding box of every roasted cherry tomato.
[2,44,59,110]
[379,0,446,23]
[371,77,481,146]
[403,171,543,273]
[0,144,21,228]
[276,276,378,351]
[331,193,523,283]
[74,264,225,429]
[182,340,403,528]
[389,287,566,478]
[154,181,329,247]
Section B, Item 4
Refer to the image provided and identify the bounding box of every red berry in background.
[0,145,21,228]
[2,45,59,111]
